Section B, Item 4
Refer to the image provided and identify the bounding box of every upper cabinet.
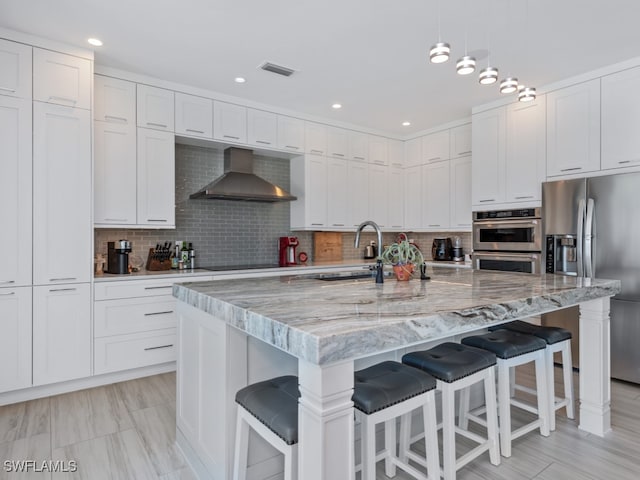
[327,126,348,158]
[348,131,368,162]
[213,101,246,143]
[368,135,388,165]
[387,139,404,168]
[422,130,450,163]
[0,39,32,99]
[94,75,136,125]
[247,108,277,147]
[450,156,472,229]
[450,123,472,159]
[472,107,506,207]
[547,79,601,176]
[137,84,174,131]
[305,121,327,155]
[33,48,91,110]
[175,93,213,139]
[277,115,304,153]
[404,137,422,167]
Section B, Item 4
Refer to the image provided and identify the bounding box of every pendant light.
[429,0,450,64]
[500,77,519,94]
[456,0,476,75]
[518,86,536,102]
[518,1,536,102]
[478,0,498,85]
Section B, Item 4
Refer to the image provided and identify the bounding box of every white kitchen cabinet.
[0,96,31,287]
[95,329,177,375]
[247,108,277,147]
[505,97,546,203]
[33,102,91,285]
[290,155,327,229]
[368,135,388,165]
[327,157,349,229]
[404,137,422,167]
[94,121,137,225]
[33,284,91,386]
[601,67,640,170]
[137,127,175,228]
[0,39,32,99]
[368,163,389,228]
[348,131,368,162]
[137,84,174,131]
[348,160,369,227]
[94,75,136,125]
[422,130,450,164]
[388,139,404,168]
[327,126,348,158]
[472,107,506,207]
[403,165,422,230]
[0,287,32,393]
[422,161,450,229]
[305,121,328,155]
[277,115,304,153]
[33,48,91,110]
[547,80,601,176]
[175,92,213,139]
[388,166,404,230]
[213,101,246,143]
[450,156,472,229]
[450,124,472,159]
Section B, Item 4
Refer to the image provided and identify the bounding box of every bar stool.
[460,330,550,458]
[489,320,575,431]
[402,342,500,480]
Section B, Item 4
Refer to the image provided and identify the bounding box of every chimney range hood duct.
[189,147,297,202]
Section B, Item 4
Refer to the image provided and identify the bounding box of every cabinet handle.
[144,310,174,316]
[104,115,128,123]
[255,140,272,145]
[144,286,172,290]
[428,156,441,162]
[144,344,174,351]
[618,160,640,164]
[0,86,17,92]
[49,288,77,292]
[147,122,168,128]
[0,280,15,285]
[353,156,366,160]
[428,224,441,227]
[560,167,582,172]
[310,149,324,154]
[332,223,345,227]
[515,195,534,199]
[311,223,324,226]
[458,150,472,155]
[49,95,76,105]
[50,277,76,282]
[373,160,386,165]
[223,135,240,140]
[479,199,495,203]
[186,128,205,134]
[103,218,128,222]
[0,291,16,296]
[147,219,167,222]
[285,145,300,150]
[332,153,345,157]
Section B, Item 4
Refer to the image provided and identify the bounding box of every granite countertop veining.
[173,267,620,365]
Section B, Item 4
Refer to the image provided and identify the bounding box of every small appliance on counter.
[364,241,377,259]
[107,240,132,274]
[279,236,299,267]
[452,236,464,262]
[432,237,453,261]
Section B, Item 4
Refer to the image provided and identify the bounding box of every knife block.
[145,248,173,271]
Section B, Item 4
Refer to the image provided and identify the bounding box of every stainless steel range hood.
[189,147,296,202]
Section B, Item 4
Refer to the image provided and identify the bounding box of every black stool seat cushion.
[489,320,572,345]
[352,361,436,415]
[402,342,497,383]
[462,330,547,359]
[235,375,299,445]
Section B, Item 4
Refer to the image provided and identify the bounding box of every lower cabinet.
[0,287,32,393]
[33,284,91,386]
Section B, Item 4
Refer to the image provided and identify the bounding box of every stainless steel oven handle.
[473,252,540,261]
[473,218,539,227]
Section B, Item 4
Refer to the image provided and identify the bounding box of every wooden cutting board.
[313,232,343,263]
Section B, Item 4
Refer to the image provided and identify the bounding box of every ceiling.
[2,0,640,136]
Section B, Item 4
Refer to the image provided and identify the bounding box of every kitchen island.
[173,267,620,480]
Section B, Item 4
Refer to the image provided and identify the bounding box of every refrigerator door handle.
[577,198,586,277]
[584,198,595,278]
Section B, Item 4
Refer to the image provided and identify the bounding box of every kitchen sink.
[312,270,393,281]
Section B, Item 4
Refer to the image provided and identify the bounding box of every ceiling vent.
[259,61,295,77]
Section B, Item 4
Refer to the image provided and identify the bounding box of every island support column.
[298,358,355,480]
[578,297,612,436]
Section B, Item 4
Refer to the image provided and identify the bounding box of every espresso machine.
[107,240,132,274]
[279,236,299,267]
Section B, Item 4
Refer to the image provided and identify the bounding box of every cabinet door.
[348,131,368,162]
[94,75,136,125]
[404,165,423,230]
[422,130,450,163]
[306,155,327,227]
[388,139,404,168]
[602,67,640,170]
[0,39,32,99]
[277,115,304,153]
[388,166,404,230]
[422,161,450,229]
[505,98,546,203]
[327,127,348,158]
[368,163,389,228]
[404,137,422,167]
[368,135,388,165]
[472,107,505,207]
[547,80,600,176]
[0,96,31,287]
[175,93,213,138]
[305,121,327,155]
[33,103,91,285]
[33,48,91,110]
[450,124,472,159]
[450,156,472,229]
[137,128,175,227]
[247,109,277,147]
[94,122,137,225]
[137,85,175,131]
[213,101,246,143]
[0,287,32,393]
[33,284,91,386]
[327,157,349,228]
[348,161,369,227]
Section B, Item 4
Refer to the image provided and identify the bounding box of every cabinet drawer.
[94,328,176,375]
[94,276,212,300]
[95,296,176,337]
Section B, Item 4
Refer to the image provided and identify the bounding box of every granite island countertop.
[173,267,621,365]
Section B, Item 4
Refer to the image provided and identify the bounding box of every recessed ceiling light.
[402,121,411,126]
[234,77,246,83]
[332,103,342,109]
[87,38,103,47]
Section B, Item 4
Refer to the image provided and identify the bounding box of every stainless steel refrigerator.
[542,172,640,383]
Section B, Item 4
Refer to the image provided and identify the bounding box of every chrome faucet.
[354,220,384,283]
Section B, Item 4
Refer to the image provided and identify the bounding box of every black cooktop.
[199,264,281,272]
